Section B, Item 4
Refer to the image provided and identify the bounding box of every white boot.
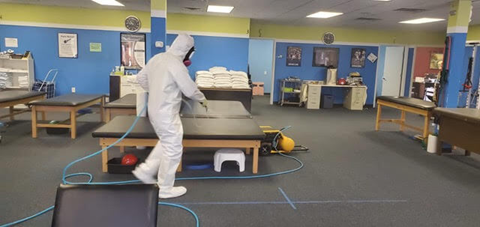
[159,186,187,199]
[132,168,157,184]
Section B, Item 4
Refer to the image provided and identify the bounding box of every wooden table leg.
[423,113,431,141]
[41,111,46,121]
[400,110,406,132]
[246,148,251,155]
[102,146,108,172]
[375,104,382,131]
[105,109,111,123]
[465,150,471,156]
[100,97,105,123]
[252,146,259,174]
[119,146,125,153]
[177,157,183,172]
[31,106,38,138]
[70,110,77,139]
[9,106,14,121]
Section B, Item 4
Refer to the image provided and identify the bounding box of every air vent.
[357,17,381,21]
[184,7,202,11]
[395,8,427,13]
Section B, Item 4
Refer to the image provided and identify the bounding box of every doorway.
[381,46,406,96]
[248,39,274,95]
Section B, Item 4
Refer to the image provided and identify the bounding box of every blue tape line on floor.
[278,187,297,210]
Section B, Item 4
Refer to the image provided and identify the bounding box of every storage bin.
[321,95,334,109]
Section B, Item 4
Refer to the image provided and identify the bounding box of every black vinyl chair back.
[52,184,158,227]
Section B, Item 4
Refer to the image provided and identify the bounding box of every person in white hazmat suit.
[133,34,207,199]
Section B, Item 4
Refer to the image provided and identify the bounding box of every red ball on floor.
[121,154,138,166]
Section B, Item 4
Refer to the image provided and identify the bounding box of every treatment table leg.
[9,106,14,121]
[423,113,431,141]
[246,148,251,155]
[253,147,259,174]
[102,146,108,172]
[41,111,46,121]
[70,110,77,139]
[31,106,38,138]
[105,109,111,123]
[100,97,105,123]
[375,104,382,131]
[465,150,471,156]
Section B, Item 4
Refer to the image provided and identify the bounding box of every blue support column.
[442,0,472,108]
[150,0,167,57]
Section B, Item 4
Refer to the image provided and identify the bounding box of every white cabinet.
[344,87,366,110]
[0,54,35,90]
[306,84,321,109]
[120,75,145,98]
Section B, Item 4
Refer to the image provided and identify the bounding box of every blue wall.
[248,39,274,93]
[0,24,152,96]
[167,34,249,79]
[273,42,378,105]
[404,48,415,97]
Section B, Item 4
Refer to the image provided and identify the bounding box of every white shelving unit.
[0,54,35,91]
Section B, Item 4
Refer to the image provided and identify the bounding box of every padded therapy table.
[104,94,137,122]
[376,96,436,140]
[93,115,264,173]
[30,94,105,139]
[434,108,480,156]
[0,90,46,120]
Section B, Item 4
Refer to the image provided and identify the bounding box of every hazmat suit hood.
[167,34,194,60]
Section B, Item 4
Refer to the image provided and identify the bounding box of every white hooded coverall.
[136,34,205,190]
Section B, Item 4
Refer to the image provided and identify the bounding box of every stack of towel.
[0,72,8,89]
[18,75,29,88]
[195,71,214,88]
[195,67,250,89]
[212,70,232,88]
[230,70,250,89]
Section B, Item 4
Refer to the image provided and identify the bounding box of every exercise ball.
[121,154,138,166]
[279,136,295,153]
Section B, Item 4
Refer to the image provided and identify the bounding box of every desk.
[307,85,367,110]
[434,108,480,156]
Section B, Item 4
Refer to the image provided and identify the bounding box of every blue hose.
[1,105,303,227]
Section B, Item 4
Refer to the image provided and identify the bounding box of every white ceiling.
[2,0,480,32]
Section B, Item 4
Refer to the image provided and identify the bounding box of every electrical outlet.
[71,87,76,93]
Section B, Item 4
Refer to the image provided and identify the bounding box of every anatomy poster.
[58,33,78,58]
[121,33,146,69]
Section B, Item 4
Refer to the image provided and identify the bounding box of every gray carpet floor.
[1,96,479,227]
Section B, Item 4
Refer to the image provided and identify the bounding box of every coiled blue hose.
[1,105,303,227]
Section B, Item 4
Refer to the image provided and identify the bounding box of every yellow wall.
[167,13,250,35]
[250,22,446,45]
[467,25,480,40]
[0,3,150,28]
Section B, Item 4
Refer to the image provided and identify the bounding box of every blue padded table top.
[0,90,45,103]
[30,94,104,106]
[377,96,436,110]
[92,116,265,141]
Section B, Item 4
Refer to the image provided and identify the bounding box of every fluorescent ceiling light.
[307,11,343,19]
[92,0,124,6]
[399,18,445,24]
[207,5,234,13]
[374,0,392,2]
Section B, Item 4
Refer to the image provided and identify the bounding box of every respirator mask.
[183,47,195,67]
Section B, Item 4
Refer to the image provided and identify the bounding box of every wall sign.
[367,53,377,63]
[90,43,102,52]
[5,38,18,48]
[286,46,302,67]
[121,33,146,69]
[58,33,78,58]
[351,48,366,68]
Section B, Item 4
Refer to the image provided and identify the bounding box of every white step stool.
[214,149,245,172]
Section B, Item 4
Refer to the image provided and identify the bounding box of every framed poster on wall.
[351,48,366,68]
[313,47,339,68]
[121,33,146,69]
[429,52,444,69]
[58,33,78,58]
[286,46,302,66]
